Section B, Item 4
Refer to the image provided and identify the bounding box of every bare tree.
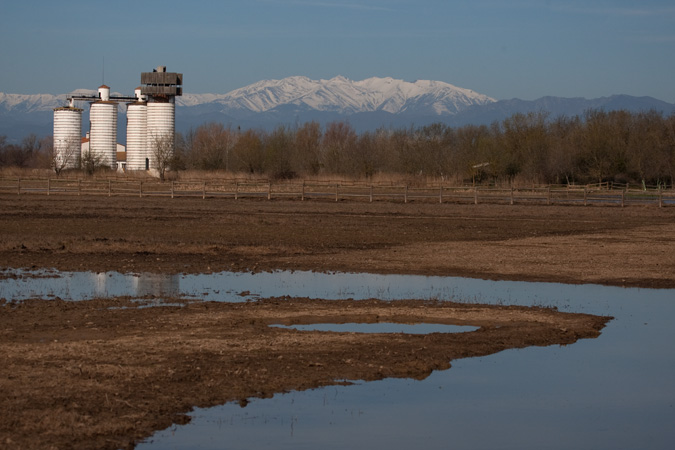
[264,126,296,179]
[50,136,80,176]
[321,121,357,174]
[231,129,265,174]
[191,123,234,170]
[295,121,322,175]
[150,133,174,181]
[81,148,104,175]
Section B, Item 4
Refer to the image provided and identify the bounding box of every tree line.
[0,134,52,170]
[173,109,675,186]
[3,109,675,186]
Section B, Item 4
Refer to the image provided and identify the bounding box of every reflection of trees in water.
[132,274,180,297]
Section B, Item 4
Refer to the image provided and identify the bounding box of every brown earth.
[0,193,672,449]
[1,297,609,450]
[1,194,674,287]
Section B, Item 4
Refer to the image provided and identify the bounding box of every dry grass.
[0,168,477,187]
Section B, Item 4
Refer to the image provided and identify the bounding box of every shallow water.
[2,270,674,449]
[0,269,652,311]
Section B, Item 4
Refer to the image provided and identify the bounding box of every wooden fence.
[0,177,673,207]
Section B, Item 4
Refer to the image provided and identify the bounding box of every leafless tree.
[81,148,105,175]
[295,121,322,175]
[191,123,234,170]
[321,121,357,174]
[50,136,80,176]
[264,126,296,179]
[231,129,265,174]
[150,132,174,181]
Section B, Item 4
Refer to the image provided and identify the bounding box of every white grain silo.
[126,88,148,170]
[146,99,175,168]
[140,67,182,172]
[88,85,117,168]
[53,102,83,170]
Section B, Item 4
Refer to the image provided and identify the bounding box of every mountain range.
[1,76,674,143]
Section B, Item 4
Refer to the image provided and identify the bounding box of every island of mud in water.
[1,194,670,449]
[0,297,610,450]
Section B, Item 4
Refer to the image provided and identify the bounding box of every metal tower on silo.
[139,66,182,171]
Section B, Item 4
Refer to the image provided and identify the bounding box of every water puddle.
[270,323,479,334]
[0,269,648,314]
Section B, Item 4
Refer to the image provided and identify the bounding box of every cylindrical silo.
[146,99,175,169]
[126,101,147,170]
[53,106,83,170]
[89,101,117,168]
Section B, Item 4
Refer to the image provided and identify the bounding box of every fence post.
[47,178,50,196]
[658,187,663,208]
[439,185,443,204]
[583,186,587,206]
[139,181,143,198]
[267,182,271,200]
[510,187,514,205]
[370,185,373,203]
[621,189,625,208]
[235,181,238,200]
[404,185,408,203]
[301,181,305,201]
[17,177,20,195]
[547,186,551,205]
[108,179,111,197]
[171,181,174,199]
[78,179,81,196]
[474,187,478,205]
[335,184,339,202]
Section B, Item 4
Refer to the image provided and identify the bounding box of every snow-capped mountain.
[0,89,114,113]
[2,76,674,142]
[175,76,495,116]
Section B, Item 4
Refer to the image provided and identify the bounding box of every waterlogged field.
[1,270,673,450]
[1,194,674,449]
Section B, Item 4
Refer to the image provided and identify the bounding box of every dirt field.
[1,194,674,287]
[0,193,672,449]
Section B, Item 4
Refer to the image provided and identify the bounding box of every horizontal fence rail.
[1,177,673,207]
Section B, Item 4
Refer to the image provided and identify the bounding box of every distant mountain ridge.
[1,76,674,142]
[176,76,495,116]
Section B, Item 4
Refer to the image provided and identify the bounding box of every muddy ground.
[1,194,674,287]
[0,193,671,449]
[1,297,610,450]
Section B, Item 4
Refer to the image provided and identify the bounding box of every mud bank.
[0,297,610,450]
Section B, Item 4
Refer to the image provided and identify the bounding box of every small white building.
[116,148,127,172]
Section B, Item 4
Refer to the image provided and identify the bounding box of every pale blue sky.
[1,0,674,101]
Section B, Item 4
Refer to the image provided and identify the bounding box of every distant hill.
[1,77,674,142]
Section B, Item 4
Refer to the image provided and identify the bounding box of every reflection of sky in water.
[2,270,674,450]
[1,269,665,317]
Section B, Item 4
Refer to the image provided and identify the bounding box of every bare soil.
[1,297,609,450]
[1,193,671,449]
[1,194,674,287]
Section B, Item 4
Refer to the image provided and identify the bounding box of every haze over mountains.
[1,76,674,143]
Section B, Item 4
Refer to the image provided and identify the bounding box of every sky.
[1,0,675,102]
